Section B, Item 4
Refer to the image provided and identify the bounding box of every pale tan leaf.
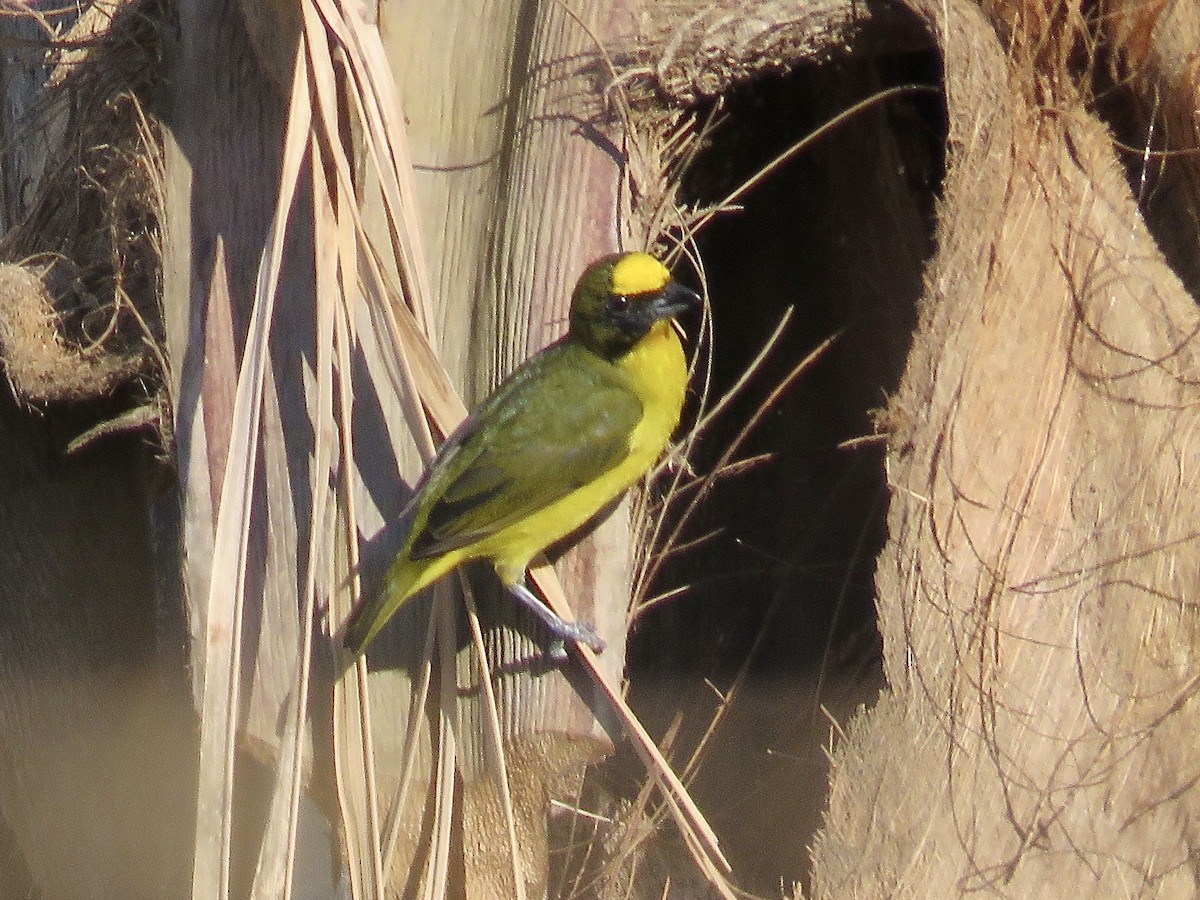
[426,585,460,900]
[296,5,733,898]
[379,614,437,878]
[192,25,314,900]
[249,121,344,900]
[461,581,529,900]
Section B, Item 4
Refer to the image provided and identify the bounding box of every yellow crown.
[610,252,670,296]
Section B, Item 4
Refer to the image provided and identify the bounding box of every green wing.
[407,343,641,560]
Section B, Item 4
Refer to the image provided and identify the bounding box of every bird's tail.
[340,553,431,659]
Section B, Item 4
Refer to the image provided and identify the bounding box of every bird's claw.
[567,620,606,653]
[546,620,606,661]
[505,581,606,660]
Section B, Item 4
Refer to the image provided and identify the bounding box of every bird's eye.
[613,294,629,307]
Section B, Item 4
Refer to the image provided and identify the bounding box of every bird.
[342,250,700,658]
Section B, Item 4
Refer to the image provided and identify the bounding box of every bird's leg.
[505,580,607,657]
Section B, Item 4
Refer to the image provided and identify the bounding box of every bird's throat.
[618,320,689,452]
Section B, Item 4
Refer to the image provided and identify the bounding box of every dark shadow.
[610,46,945,897]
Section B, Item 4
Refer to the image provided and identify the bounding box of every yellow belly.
[438,319,688,585]
[486,319,686,582]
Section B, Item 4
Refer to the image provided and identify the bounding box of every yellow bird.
[343,251,699,657]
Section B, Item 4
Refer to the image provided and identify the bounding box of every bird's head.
[569,252,701,359]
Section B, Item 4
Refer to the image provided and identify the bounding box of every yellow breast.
[484,320,688,582]
[618,320,689,460]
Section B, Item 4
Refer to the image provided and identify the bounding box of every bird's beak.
[654,280,702,319]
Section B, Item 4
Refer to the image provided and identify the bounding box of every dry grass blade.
[616,334,841,892]
[273,3,748,898]
[313,0,525,893]
[310,0,436,332]
[689,84,940,236]
[528,561,733,886]
[461,580,530,900]
[634,306,793,605]
[191,39,314,897]
[426,584,460,900]
[627,233,716,600]
[336,291,387,900]
[290,4,389,895]
[190,237,239,900]
[248,125,340,900]
[299,9,526,900]
[305,0,459,442]
[646,329,839,614]
[691,309,795,440]
[379,613,437,877]
[297,4,460,897]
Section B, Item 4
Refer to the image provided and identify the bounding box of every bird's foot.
[507,580,607,658]
[545,620,606,660]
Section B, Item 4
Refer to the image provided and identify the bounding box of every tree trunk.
[0,4,194,897]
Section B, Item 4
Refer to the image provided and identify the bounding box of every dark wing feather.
[408,343,641,559]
